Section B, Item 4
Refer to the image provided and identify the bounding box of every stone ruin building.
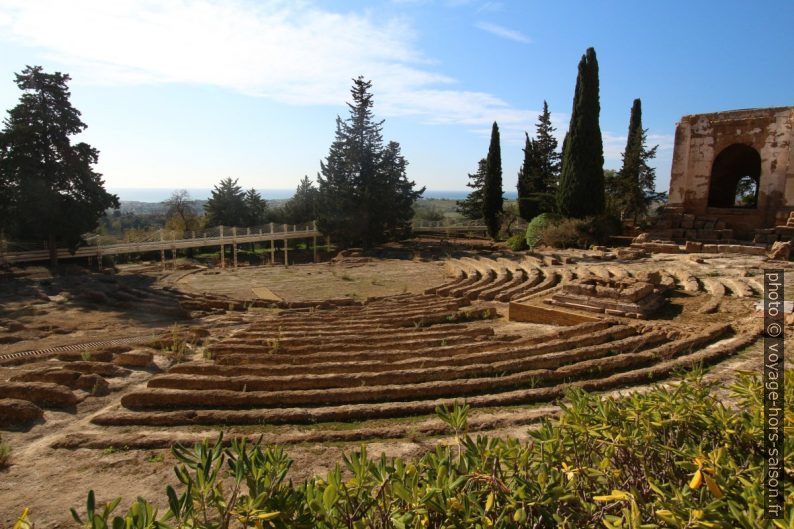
[546,276,666,319]
[650,106,794,245]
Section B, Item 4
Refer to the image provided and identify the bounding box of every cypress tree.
[609,98,659,222]
[557,47,605,218]
[317,77,424,248]
[482,122,503,239]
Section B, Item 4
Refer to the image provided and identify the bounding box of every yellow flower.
[689,469,703,490]
[703,474,723,499]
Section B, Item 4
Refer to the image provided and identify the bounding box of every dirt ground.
[1,245,792,528]
[170,258,448,301]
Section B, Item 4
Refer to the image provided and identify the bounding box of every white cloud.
[0,0,533,130]
[647,133,675,151]
[475,2,505,14]
[475,21,531,44]
[602,132,675,166]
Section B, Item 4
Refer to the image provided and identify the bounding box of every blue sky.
[0,0,792,200]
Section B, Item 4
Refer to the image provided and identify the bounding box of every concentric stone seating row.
[229,321,481,341]
[429,257,571,303]
[430,256,762,309]
[209,326,494,356]
[175,321,610,375]
[240,299,475,333]
[153,326,655,394]
[91,318,754,427]
[212,323,625,371]
[0,352,151,427]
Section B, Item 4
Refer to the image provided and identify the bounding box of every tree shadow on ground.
[0,263,191,326]
[649,291,688,320]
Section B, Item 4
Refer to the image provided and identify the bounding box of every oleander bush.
[525,213,560,251]
[535,217,591,249]
[53,369,792,528]
[505,234,528,252]
[527,214,622,250]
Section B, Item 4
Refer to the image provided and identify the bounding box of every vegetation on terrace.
[10,370,787,528]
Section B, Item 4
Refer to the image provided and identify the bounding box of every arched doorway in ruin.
[707,143,761,208]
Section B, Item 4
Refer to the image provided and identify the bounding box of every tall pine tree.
[482,122,503,239]
[516,133,537,220]
[557,48,605,218]
[204,177,246,227]
[317,77,424,248]
[608,98,660,222]
[534,101,561,194]
[242,188,268,226]
[518,102,560,221]
[0,66,119,268]
[456,158,486,220]
[283,175,318,224]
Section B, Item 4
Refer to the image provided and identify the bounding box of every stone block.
[697,230,719,240]
[0,398,43,426]
[768,241,791,260]
[685,241,704,253]
[113,350,154,368]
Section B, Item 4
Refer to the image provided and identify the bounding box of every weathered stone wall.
[668,106,794,235]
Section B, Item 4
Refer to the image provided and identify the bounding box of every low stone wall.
[630,241,768,256]
[508,302,602,325]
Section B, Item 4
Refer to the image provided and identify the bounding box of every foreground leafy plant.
[60,370,792,528]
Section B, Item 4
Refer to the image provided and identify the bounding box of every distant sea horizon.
[110,188,518,203]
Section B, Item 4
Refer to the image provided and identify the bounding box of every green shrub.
[505,234,528,251]
[535,217,591,248]
[61,370,794,528]
[524,213,560,250]
[529,214,623,249]
[581,213,622,244]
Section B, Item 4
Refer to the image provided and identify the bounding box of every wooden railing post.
[269,223,275,265]
[283,223,289,267]
[232,226,238,269]
[159,228,165,271]
[312,220,318,263]
[258,227,264,265]
[220,225,225,269]
[171,230,177,269]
